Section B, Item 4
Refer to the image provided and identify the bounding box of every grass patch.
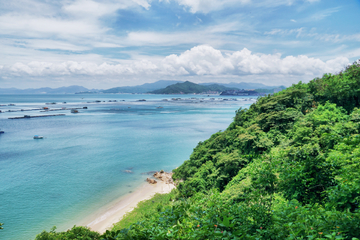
[111,190,176,231]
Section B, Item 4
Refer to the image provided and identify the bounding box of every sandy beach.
[80,180,175,233]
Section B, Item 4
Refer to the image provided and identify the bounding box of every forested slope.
[150,81,234,94]
[34,61,360,239]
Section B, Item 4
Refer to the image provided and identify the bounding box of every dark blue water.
[0,94,254,239]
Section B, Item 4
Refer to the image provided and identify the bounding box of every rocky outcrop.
[145,170,174,185]
[153,171,174,184]
[146,178,157,184]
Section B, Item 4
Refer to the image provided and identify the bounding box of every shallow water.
[0,94,254,239]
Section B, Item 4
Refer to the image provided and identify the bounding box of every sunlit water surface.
[0,94,255,240]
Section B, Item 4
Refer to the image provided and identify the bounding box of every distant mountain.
[0,81,286,95]
[200,82,285,90]
[0,85,98,94]
[150,81,237,94]
[102,80,183,93]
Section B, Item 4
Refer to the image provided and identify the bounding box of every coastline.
[79,180,175,233]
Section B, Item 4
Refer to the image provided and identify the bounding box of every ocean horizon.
[0,93,255,240]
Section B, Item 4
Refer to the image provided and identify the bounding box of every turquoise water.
[0,94,254,240]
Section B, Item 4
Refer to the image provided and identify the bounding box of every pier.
[9,114,66,119]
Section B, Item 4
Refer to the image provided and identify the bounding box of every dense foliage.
[35,61,360,239]
[35,226,101,240]
[254,86,286,93]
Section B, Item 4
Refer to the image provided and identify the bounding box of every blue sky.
[0,0,359,89]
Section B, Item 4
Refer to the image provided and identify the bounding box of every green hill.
[150,81,236,94]
[102,80,183,93]
[33,61,360,239]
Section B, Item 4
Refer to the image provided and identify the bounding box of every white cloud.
[0,45,349,82]
[164,0,321,14]
[0,0,147,64]
[17,39,91,51]
[164,0,250,14]
[0,0,150,42]
[62,0,122,18]
[265,28,304,37]
[162,45,234,75]
[0,0,353,89]
[168,0,320,14]
[131,0,151,9]
[265,27,360,43]
[123,21,247,48]
[0,13,106,39]
[306,7,340,21]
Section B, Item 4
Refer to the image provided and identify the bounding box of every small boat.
[71,109,79,113]
[156,106,163,109]
[33,135,43,139]
[0,129,4,134]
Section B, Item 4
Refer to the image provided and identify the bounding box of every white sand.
[81,181,175,233]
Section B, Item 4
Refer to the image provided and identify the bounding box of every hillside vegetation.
[150,81,235,94]
[32,62,360,239]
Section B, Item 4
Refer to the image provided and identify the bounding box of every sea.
[0,93,255,240]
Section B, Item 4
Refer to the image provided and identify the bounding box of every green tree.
[35,226,100,240]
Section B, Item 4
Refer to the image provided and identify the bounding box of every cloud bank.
[0,45,349,82]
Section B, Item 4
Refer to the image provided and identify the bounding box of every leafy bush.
[35,226,100,240]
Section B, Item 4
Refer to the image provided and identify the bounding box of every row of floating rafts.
[45,102,66,105]
[43,108,79,113]
[41,107,86,112]
[0,104,16,106]
[87,100,125,103]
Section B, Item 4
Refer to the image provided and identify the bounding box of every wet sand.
[80,181,175,233]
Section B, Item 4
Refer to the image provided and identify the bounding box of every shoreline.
[78,180,175,233]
